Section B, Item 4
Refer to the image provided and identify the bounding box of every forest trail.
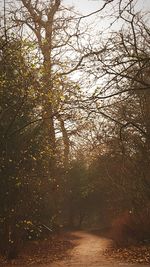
[48,230,111,267]
[42,231,147,267]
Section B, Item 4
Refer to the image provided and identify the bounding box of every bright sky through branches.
[63,0,150,14]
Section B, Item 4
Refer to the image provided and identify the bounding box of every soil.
[48,230,113,267]
[47,231,149,267]
[1,230,148,267]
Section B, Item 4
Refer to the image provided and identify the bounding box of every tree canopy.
[0,0,150,259]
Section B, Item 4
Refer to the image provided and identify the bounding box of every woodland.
[0,0,150,262]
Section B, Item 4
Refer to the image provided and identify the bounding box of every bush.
[110,208,150,247]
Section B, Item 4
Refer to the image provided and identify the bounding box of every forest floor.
[1,230,150,267]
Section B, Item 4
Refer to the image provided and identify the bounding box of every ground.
[48,230,113,267]
[1,230,150,267]
[46,231,149,267]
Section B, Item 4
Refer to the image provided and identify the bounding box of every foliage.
[0,36,57,258]
[0,0,150,261]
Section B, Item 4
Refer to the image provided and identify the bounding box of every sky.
[64,0,104,14]
[0,0,149,33]
[63,0,150,15]
[62,0,150,33]
[1,0,150,17]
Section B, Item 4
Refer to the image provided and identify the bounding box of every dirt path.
[49,231,112,267]
[2,230,148,267]
[45,231,147,267]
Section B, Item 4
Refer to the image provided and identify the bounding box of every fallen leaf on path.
[0,234,74,266]
[104,245,150,264]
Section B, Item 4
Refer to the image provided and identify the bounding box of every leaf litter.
[0,234,74,266]
[104,244,150,264]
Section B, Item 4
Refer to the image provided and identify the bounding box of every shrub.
[110,207,150,247]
